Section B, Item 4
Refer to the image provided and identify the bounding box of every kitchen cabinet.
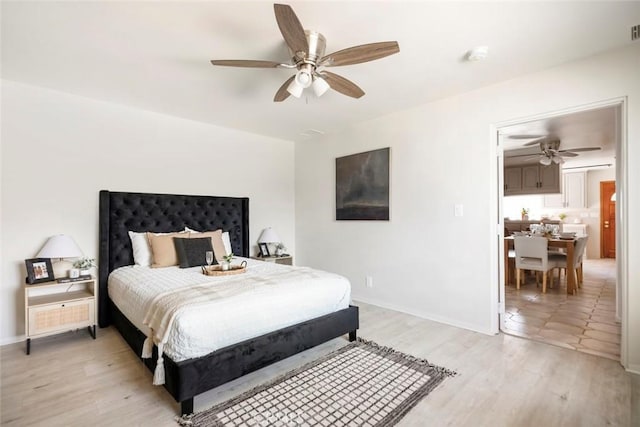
[505,163,560,196]
[543,172,586,209]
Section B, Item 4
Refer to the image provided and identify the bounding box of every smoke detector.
[467,46,489,61]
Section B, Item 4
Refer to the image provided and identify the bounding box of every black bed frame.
[98,190,359,415]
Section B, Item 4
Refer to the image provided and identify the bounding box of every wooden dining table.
[505,236,577,295]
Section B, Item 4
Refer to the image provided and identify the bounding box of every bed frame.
[98,190,359,415]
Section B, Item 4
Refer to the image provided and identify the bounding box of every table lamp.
[258,228,281,257]
[36,234,83,279]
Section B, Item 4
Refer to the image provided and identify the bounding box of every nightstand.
[24,277,97,354]
[251,255,293,266]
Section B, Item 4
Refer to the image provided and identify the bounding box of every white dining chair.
[514,236,565,293]
[554,236,589,289]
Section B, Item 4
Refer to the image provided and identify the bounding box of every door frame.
[490,97,629,369]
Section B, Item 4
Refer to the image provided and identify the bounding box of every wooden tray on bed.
[202,263,246,276]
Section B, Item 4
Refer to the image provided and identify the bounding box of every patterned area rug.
[177,339,455,427]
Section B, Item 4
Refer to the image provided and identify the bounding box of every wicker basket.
[203,263,246,276]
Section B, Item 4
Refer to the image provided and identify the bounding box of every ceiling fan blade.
[274,75,295,102]
[558,147,601,153]
[507,134,546,140]
[274,4,308,58]
[506,153,543,159]
[321,71,365,98]
[557,152,578,157]
[211,60,283,68]
[522,137,550,146]
[320,41,400,67]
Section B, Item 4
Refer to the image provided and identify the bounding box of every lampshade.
[539,156,552,166]
[36,234,83,279]
[258,228,281,243]
[287,78,304,98]
[312,75,330,97]
[611,192,616,201]
[287,65,314,98]
[295,69,312,88]
[37,234,83,258]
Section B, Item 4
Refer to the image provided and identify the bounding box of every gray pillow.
[173,237,215,268]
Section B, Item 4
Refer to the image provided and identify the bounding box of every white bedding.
[108,258,351,362]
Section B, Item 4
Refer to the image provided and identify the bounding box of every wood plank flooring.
[504,258,620,360]
[1,301,637,426]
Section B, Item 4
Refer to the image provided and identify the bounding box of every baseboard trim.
[626,363,640,375]
[352,296,494,336]
[1,334,25,347]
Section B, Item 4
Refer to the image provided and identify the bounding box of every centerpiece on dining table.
[529,223,559,239]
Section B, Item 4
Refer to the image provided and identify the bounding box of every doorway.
[495,100,625,363]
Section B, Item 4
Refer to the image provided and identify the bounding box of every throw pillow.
[173,237,215,268]
[147,231,188,268]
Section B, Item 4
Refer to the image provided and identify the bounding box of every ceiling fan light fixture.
[312,75,330,97]
[286,79,304,98]
[552,155,564,164]
[295,63,313,88]
[539,156,552,166]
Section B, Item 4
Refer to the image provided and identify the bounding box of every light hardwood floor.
[1,302,638,426]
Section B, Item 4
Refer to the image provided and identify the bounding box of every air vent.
[300,129,325,138]
[632,24,640,41]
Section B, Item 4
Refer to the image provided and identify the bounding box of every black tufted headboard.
[98,190,249,327]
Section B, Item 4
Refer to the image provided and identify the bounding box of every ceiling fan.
[507,138,601,165]
[210,3,400,102]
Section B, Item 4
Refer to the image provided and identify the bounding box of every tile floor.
[503,258,620,361]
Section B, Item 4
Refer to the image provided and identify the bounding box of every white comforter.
[108,258,351,362]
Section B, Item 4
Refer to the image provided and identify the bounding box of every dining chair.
[514,236,565,293]
[554,236,589,289]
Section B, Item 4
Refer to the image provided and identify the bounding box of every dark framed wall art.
[336,147,390,221]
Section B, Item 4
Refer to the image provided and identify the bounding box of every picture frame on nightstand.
[258,243,270,257]
[25,258,54,284]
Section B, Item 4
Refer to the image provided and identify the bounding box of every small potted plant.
[73,257,96,276]
[275,243,287,257]
[521,208,529,221]
[221,253,234,271]
[558,213,567,222]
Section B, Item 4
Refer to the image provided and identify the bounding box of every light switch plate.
[455,204,464,217]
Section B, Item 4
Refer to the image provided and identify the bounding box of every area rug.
[177,339,455,427]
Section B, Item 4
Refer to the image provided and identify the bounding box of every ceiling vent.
[300,129,325,138]
[632,25,640,41]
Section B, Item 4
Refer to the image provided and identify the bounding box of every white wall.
[295,44,640,371]
[0,80,295,344]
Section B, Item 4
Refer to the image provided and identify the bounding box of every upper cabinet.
[505,163,560,196]
[544,172,586,209]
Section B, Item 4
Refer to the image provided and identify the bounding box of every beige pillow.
[147,231,188,268]
[190,229,227,262]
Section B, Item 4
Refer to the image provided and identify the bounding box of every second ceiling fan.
[508,137,601,165]
[210,4,400,102]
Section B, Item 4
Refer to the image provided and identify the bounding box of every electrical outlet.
[365,276,373,288]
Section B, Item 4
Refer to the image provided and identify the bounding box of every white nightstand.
[24,277,97,354]
[251,255,293,266]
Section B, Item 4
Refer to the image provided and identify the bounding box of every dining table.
[504,235,577,295]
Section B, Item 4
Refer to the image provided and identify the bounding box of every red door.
[600,181,616,258]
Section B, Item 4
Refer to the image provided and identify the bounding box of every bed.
[98,190,359,415]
